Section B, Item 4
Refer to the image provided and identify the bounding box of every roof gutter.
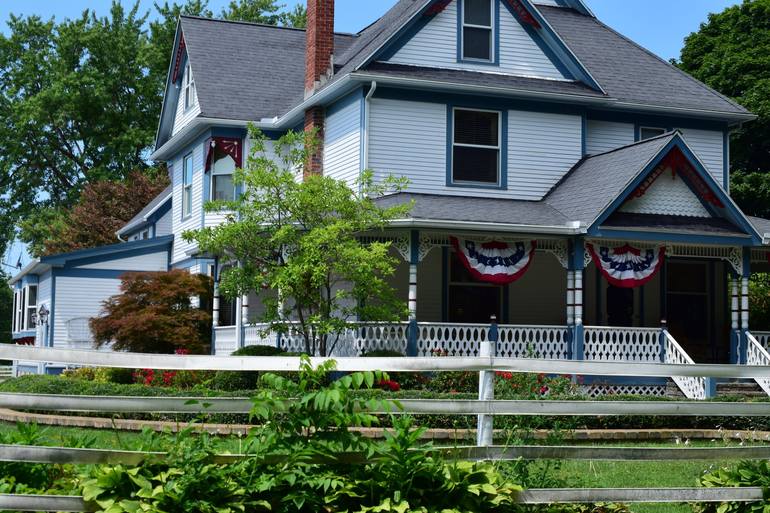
[349,73,757,123]
[388,218,587,236]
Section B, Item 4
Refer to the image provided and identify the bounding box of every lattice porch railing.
[583,327,661,362]
[746,332,770,396]
[663,331,707,400]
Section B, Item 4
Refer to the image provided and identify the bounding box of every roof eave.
[388,218,586,235]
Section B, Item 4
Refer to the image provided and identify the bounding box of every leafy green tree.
[676,0,770,213]
[222,0,306,27]
[6,0,306,258]
[20,170,169,258]
[0,272,12,346]
[186,128,410,356]
[730,171,770,218]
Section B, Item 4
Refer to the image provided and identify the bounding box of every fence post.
[659,319,667,362]
[477,315,497,448]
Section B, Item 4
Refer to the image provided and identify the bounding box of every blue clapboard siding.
[172,63,200,137]
[679,128,724,184]
[171,140,205,264]
[37,271,52,310]
[155,208,173,237]
[368,98,581,201]
[586,120,635,155]
[507,109,582,199]
[52,277,121,348]
[78,253,168,272]
[324,94,362,188]
[386,0,567,80]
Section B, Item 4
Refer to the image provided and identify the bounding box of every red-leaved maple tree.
[90,270,212,354]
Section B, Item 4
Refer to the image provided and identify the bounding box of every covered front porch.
[213,228,770,399]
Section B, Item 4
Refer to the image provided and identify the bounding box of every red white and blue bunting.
[450,237,536,285]
[587,243,666,289]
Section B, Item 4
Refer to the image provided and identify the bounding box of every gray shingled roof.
[374,193,568,227]
[117,185,172,237]
[180,16,356,121]
[175,1,751,126]
[749,216,770,237]
[544,133,676,226]
[538,6,749,115]
[603,212,745,236]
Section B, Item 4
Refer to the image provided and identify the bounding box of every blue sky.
[0,0,739,272]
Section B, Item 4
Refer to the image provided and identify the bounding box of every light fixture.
[38,305,50,325]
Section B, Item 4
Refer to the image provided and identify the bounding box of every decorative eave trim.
[171,34,187,84]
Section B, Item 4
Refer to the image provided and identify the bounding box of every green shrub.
[107,367,135,384]
[210,345,287,391]
[693,460,770,512]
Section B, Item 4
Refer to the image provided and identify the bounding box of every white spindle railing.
[746,332,770,397]
[353,323,409,355]
[416,323,490,357]
[752,331,770,353]
[583,327,662,362]
[663,331,707,400]
[497,325,570,360]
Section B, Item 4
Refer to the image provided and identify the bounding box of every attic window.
[183,63,196,111]
[461,0,494,61]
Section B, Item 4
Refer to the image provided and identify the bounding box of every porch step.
[665,380,685,399]
[716,381,767,399]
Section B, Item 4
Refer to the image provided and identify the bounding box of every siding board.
[171,141,205,264]
[324,95,362,188]
[679,128,724,184]
[387,0,567,80]
[586,120,635,155]
[53,277,122,348]
[171,64,200,136]
[78,252,168,272]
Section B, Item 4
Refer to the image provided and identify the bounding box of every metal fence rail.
[5,393,770,416]
[6,444,770,466]
[5,345,770,378]
[0,487,765,512]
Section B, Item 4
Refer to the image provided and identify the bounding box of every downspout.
[361,81,378,193]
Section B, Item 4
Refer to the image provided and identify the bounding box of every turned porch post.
[740,247,751,365]
[212,260,220,329]
[569,239,586,360]
[730,271,740,364]
[407,230,419,357]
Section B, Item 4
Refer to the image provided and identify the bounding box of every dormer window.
[183,63,196,111]
[461,0,494,62]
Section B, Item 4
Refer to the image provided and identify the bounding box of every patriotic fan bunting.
[450,237,536,285]
[587,243,665,289]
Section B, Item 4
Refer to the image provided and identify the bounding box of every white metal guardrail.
[6,345,770,378]
[2,346,770,509]
[6,394,770,416]
[747,332,770,396]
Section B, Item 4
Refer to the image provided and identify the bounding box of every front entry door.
[447,252,503,323]
[665,261,711,362]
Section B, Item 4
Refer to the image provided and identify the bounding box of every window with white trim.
[183,63,196,111]
[461,0,494,61]
[210,147,236,202]
[451,108,501,185]
[12,285,37,332]
[640,127,666,141]
[182,153,193,219]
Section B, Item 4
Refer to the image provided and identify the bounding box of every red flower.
[174,348,190,355]
[376,379,401,392]
[540,386,548,395]
[162,371,176,386]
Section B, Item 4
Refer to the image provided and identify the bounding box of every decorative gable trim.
[171,35,187,84]
[589,134,762,244]
[504,0,541,28]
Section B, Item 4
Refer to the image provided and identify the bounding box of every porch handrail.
[663,331,707,400]
[751,331,770,352]
[746,332,770,397]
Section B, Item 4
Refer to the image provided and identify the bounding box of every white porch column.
[407,230,419,356]
[241,294,249,326]
[566,270,575,326]
[730,274,739,363]
[212,266,220,328]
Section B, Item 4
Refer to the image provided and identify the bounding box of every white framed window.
[182,153,193,219]
[461,0,494,62]
[12,285,37,332]
[183,63,196,111]
[451,108,501,186]
[640,127,666,141]
[210,146,236,202]
[25,285,37,330]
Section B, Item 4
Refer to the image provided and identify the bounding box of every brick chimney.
[304,0,334,177]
